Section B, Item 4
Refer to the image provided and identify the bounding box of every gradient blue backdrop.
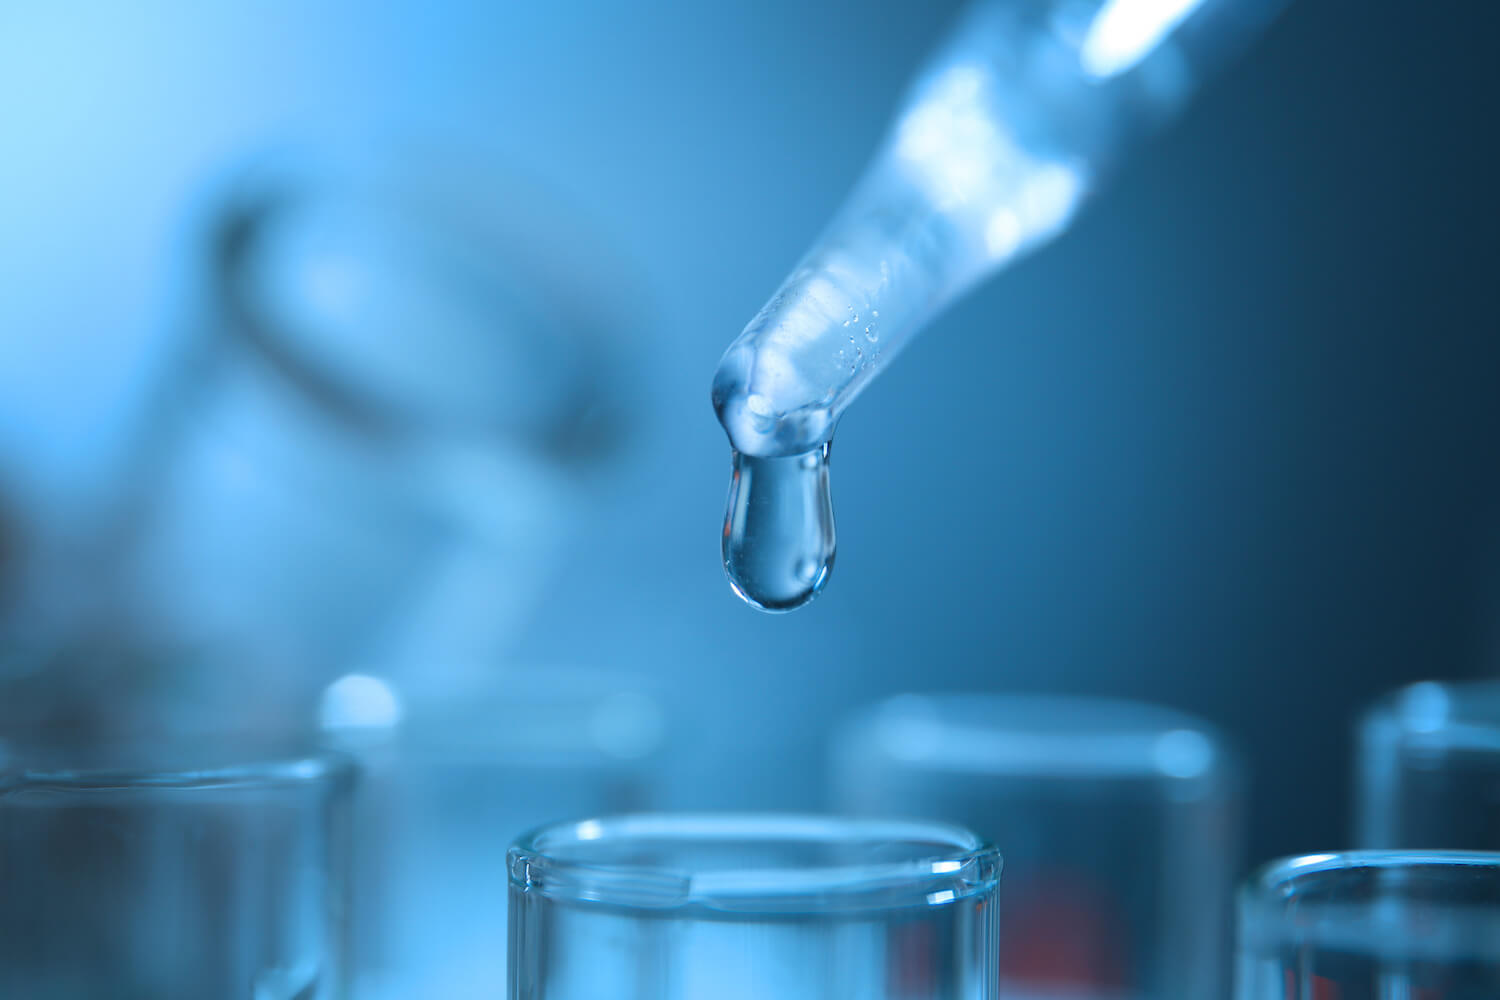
[1,0,1497,862]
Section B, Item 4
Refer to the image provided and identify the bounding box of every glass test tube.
[321,670,665,1000]
[0,735,355,999]
[833,694,1242,1000]
[1356,680,1500,850]
[507,813,1001,1000]
[1235,851,1500,998]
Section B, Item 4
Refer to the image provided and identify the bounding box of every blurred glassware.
[321,668,665,1000]
[1235,850,1500,998]
[833,693,1242,1000]
[508,812,1001,1000]
[1355,680,1500,850]
[5,143,642,728]
[0,733,355,999]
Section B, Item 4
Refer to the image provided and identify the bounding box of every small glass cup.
[321,670,665,1000]
[507,813,1002,1000]
[0,734,355,999]
[1355,680,1500,849]
[833,694,1242,1000]
[1235,851,1500,998]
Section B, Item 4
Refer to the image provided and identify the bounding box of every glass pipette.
[714,0,1291,613]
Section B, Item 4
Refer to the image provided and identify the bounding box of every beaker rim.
[1238,851,1500,960]
[509,811,1001,915]
[0,733,355,792]
[1361,679,1500,751]
[1244,849,1500,900]
[839,692,1229,781]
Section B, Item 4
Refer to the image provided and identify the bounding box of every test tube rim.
[1241,849,1500,912]
[839,692,1232,781]
[508,811,1001,914]
[0,738,355,794]
[1237,850,1500,959]
[1360,679,1500,753]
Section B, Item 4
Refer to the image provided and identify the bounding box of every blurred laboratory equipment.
[1355,680,1500,850]
[0,734,354,999]
[1235,851,1500,998]
[712,0,1291,611]
[5,145,639,731]
[321,670,665,1000]
[508,812,1001,1000]
[833,694,1242,1000]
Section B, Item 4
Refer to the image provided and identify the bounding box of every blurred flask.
[22,145,639,724]
[833,694,1242,1000]
[0,733,354,999]
[320,668,665,1000]
[1356,680,1500,849]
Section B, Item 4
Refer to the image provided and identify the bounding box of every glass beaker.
[833,694,1242,1000]
[1235,851,1500,998]
[321,669,665,1000]
[1355,680,1500,850]
[507,813,1001,1000]
[0,734,355,999]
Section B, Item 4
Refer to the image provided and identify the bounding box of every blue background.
[1,0,1497,863]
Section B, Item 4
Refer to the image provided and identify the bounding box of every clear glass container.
[507,813,1001,1000]
[32,148,638,731]
[833,694,1242,1000]
[1355,680,1500,850]
[321,670,665,1000]
[0,734,355,999]
[1235,851,1500,998]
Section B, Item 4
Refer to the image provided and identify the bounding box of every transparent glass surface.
[53,149,636,731]
[508,813,1001,1000]
[1235,851,1500,998]
[833,694,1241,1000]
[1356,680,1500,850]
[710,0,1289,611]
[0,735,354,999]
[322,670,664,1000]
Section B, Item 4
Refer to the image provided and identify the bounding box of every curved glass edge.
[1360,679,1500,753]
[508,812,1001,914]
[837,692,1234,783]
[0,744,357,794]
[1243,850,1500,902]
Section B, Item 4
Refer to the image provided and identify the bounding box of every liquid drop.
[722,443,836,613]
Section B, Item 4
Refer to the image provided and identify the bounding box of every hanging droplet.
[721,443,836,613]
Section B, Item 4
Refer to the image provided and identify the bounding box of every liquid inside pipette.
[722,444,836,613]
[714,0,1290,613]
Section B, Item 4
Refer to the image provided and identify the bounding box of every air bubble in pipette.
[722,444,836,613]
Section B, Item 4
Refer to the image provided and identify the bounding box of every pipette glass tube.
[713,0,1289,611]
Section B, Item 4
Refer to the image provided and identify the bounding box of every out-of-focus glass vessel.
[833,694,1242,1000]
[322,670,665,1000]
[508,813,1001,1000]
[1235,851,1500,998]
[1,146,640,731]
[1356,680,1500,850]
[0,734,354,999]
